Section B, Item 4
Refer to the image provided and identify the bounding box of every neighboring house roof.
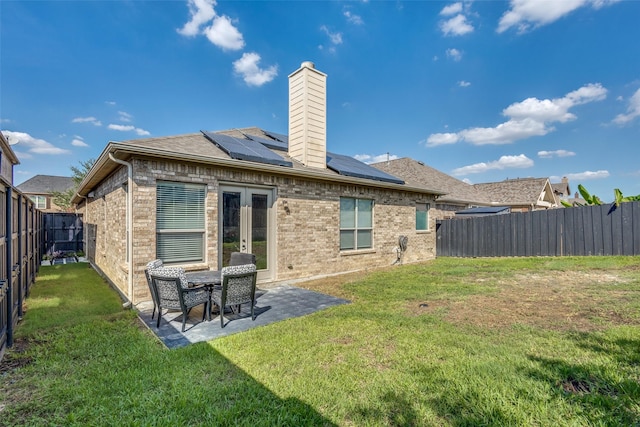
[455,206,511,217]
[0,131,21,166]
[17,175,75,194]
[473,177,557,208]
[551,177,571,198]
[371,157,492,206]
[73,128,446,203]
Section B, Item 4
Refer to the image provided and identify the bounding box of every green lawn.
[1,258,639,426]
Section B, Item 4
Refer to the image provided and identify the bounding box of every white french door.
[220,185,274,281]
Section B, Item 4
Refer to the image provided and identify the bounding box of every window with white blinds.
[156,181,206,263]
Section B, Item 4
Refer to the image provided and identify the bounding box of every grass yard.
[1,257,639,426]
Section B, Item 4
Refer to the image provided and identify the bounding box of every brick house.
[72,62,443,304]
[16,175,75,212]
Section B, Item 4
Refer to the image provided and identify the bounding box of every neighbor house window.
[416,203,430,231]
[29,195,47,210]
[340,197,373,250]
[156,181,206,263]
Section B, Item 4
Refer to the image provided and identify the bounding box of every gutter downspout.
[108,153,134,307]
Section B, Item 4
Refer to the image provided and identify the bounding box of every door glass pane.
[222,192,241,266]
[251,193,268,270]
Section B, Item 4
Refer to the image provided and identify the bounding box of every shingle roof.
[371,157,492,205]
[551,181,570,197]
[17,175,75,194]
[473,178,550,206]
[75,128,446,203]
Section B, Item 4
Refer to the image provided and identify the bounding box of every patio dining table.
[184,270,221,288]
[184,270,235,316]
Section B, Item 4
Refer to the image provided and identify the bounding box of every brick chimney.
[288,61,327,169]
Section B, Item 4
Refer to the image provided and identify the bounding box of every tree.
[561,184,640,208]
[51,158,95,211]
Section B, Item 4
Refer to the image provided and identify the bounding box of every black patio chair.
[144,259,163,319]
[211,264,257,328]
[149,266,210,332]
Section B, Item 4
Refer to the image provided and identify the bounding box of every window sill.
[178,263,210,272]
[416,230,432,234]
[340,249,376,256]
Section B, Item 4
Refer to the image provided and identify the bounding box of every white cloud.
[344,10,364,25]
[462,178,473,184]
[177,0,244,51]
[561,170,610,181]
[108,124,150,136]
[452,154,534,176]
[232,52,278,87]
[71,136,89,147]
[0,118,11,124]
[105,101,116,106]
[354,153,399,164]
[446,48,462,61]
[460,118,550,145]
[1,130,71,155]
[427,83,607,146]
[71,116,102,126]
[538,149,576,158]
[440,2,463,16]
[321,25,343,45]
[177,0,216,36]
[426,132,460,147]
[204,15,245,51]
[118,111,133,122]
[613,88,640,124]
[497,0,621,34]
[440,14,474,36]
[458,80,471,87]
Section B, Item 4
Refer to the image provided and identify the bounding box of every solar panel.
[201,131,293,167]
[326,152,405,184]
[243,133,288,151]
[263,130,289,144]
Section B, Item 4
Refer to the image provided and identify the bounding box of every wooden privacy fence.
[0,183,42,358]
[42,213,83,256]
[436,201,640,258]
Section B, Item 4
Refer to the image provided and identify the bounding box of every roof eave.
[72,143,444,203]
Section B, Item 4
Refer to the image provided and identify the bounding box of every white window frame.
[339,197,374,251]
[156,181,206,264]
[30,195,47,210]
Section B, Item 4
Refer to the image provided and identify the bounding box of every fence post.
[5,186,12,348]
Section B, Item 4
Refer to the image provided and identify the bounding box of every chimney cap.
[301,61,315,69]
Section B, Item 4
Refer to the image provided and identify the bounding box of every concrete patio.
[136,284,349,349]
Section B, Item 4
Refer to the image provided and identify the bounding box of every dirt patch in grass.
[412,270,637,332]
[0,338,33,375]
[295,270,375,300]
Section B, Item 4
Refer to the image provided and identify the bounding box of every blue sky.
[2,0,639,202]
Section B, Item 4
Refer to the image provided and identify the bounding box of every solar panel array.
[202,129,405,185]
[202,131,292,167]
[326,152,405,184]
[263,130,288,144]
[243,133,288,151]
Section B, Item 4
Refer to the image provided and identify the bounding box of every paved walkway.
[136,285,349,349]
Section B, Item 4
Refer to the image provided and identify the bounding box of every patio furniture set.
[144,252,259,332]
